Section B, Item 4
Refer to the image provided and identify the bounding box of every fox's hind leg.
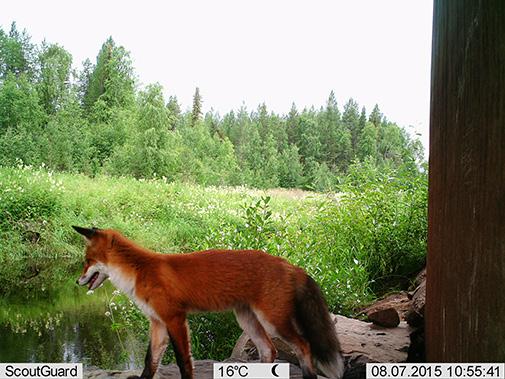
[253,307,317,379]
[276,324,316,379]
[234,305,277,362]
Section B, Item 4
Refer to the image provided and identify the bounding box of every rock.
[405,276,426,327]
[360,292,412,321]
[405,272,426,362]
[367,308,400,328]
[334,315,411,363]
[411,279,426,316]
[412,268,426,289]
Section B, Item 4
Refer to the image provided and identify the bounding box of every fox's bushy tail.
[295,275,345,379]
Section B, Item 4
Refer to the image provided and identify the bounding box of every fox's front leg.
[128,318,169,379]
[165,313,193,379]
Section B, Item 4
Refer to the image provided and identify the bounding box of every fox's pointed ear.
[72,226,98,241]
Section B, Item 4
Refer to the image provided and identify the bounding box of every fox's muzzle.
[77,265,109,290]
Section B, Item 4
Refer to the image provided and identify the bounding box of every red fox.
[73,226,344,379]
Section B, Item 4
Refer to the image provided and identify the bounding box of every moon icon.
[271,363,279,377]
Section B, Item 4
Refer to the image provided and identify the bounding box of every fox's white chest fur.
[107,265,161,321]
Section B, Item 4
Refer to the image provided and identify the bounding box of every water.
[0,282,146,369]
[0,277,241,368]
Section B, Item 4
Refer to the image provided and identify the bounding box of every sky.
[1,0,433,153]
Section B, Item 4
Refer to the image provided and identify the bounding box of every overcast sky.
[1,0,433,152]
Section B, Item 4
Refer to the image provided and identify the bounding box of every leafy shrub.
[336,159,428,290]
[0,166,67,297]
[201,194,371,313]
[203,196,280,251]
[0,165,62,229]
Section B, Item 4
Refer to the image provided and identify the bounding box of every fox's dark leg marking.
[166,314,193,379]
[140,343,154,378]
[171,338,190,379]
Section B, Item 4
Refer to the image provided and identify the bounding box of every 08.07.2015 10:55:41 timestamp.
[366,363,505,379]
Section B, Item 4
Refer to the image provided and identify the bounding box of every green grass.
[0,163,427,361]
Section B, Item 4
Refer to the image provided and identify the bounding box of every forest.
[0,22,424,190]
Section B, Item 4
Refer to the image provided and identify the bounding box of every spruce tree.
[357,121,378,160]
[369,104,382,127]
[256,103,270,138]
[191,87,202,127]
[359,106,367,136]
[166,95,181,130]
[342,98,360,155]
[298,109,324,164]
[77,58,93,107]
[286,102,299,145]
[321,91,342,167]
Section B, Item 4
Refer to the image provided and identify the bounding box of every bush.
[0,165,67,297]
[0,165,62,229]
[336,159,428,290]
